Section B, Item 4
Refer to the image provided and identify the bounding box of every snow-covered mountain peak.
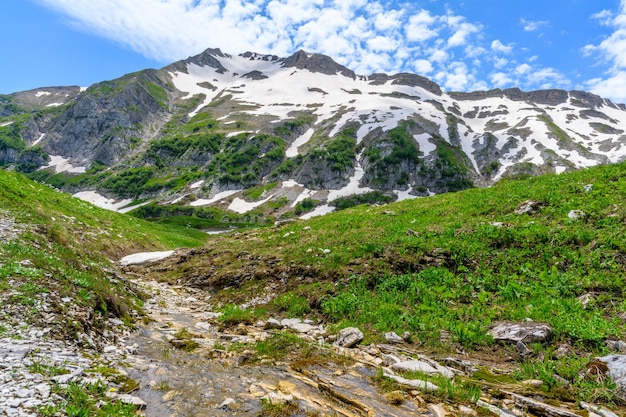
[5,47,626,219]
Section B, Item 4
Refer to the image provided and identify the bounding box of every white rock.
[333,327,363,348]
[568,210,586,220]
[488,321,552,343]
[382,370,438,392]
[580,401,619,417]
[391,359,454,378]
[117,394,147,409]
[383,331,404,344]
[218,397,235,409]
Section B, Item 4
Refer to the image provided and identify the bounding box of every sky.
[2,0,626,103]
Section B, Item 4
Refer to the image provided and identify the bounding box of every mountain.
[1,47,626,221]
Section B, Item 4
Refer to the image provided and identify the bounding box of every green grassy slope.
[138,161,626,407]
[0,170,207,339]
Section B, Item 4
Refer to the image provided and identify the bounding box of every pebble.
[0,292,143,416]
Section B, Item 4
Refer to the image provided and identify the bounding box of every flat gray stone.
[384,332,403,344]
[334,327,363,348]
[488,321,552,343]
[391,359,454,378]
[264,318,283,330]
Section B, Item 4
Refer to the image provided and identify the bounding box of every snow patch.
[414,133,436,156]
[80,86,88,92]
[291,188,316,208]
[228,196,271,213]
[300,204,335,219]
[327,161,372,202]
[46,102,63,107]
[43,155,87,174]
[170,194,188,204]
[35,91,51,97]
[32,133,45,146]
[73,191,133,212]
[119,251,175,266]
[227,131,248,137]
[394,189,418,202]
[190,180,205,189]
[282,179,302,188]
[190,190,239,207]
[0,121,14,127]
[118,201,152,214]
[286,128,314,157]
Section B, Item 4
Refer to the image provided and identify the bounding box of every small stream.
[122,279,430,417]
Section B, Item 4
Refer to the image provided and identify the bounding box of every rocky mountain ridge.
[1,47,626,219]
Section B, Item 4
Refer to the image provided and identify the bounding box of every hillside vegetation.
[0,169,207,339]
[136,161,626,407]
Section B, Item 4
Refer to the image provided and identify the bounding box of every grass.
[137,160,626,410]
[258,397,300,417]
[0,169,211,415]
[38,381,138,417]
[0,169,207,337]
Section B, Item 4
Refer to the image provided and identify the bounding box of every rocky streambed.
[2,251,626,417]
[119,271,625,417]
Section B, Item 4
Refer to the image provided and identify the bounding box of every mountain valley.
[3,48,626,416]
[2,48,626,225]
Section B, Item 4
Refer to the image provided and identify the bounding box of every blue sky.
[2,0,626,103]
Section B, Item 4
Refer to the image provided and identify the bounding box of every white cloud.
[429,49,449,63]
[491,72,514,88]
[583,0,626,102]
[405,9,438,42]
[413,59,433,74]
[31,0,582,95]
[491,40,513,54]
[367,35,397,52]
[515,63,532,75]
[520,18,549,32]
[464,45,486,58]
[447,22,480,47]
[586,71,626,103]
[591,9,614,26]
[493,57,509,69]
[525,67,568,88]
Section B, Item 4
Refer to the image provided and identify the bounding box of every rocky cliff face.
[2,47,626,218]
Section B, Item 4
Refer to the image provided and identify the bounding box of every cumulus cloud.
[491,40,513,54]
[413,59,433,75]
[584,0,626,102]
[491,72,514,88]
[520,18,549,32]
[34,0,575,94]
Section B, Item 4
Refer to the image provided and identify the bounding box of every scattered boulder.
[584,184,593,193]
[391,359,454,378]
[281,318,314,333]
[568,210,586,220]
[263,318,283,330]
[381,353,401,367]
[578,293,594,308]
[217,397,236,409]
[596,354,626,403]
[554,344,572,359]
[580,401,620,417]
[514,200,542,215]
[116,394,147,410]
[384,332,404,344]
[516,341,532,357]
[488,321,552,343]
[334,327,363,348]
[606,340,626,353]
